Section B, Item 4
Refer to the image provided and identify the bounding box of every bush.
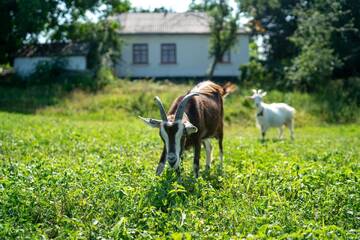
[317,78,360,123]
[93,67,116,91]
[239,60,275,88]
[23,59,116,92]
[28,58,68,84]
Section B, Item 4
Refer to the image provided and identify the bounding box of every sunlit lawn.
[0,111,359,239]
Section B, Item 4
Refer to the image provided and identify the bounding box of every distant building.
[14,43,89,77]
[114,12,250,79]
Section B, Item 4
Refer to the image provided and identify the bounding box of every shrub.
[24,59,116,92]
[317,78,360,123]
[93,67,116,91]
[239,60,275,88]
[27,58,68,84]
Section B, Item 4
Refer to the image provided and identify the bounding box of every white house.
[14,43,89,77]
[114,12,250,79]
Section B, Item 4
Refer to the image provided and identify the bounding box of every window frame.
[132,43,149,64]
[161,43,177,64]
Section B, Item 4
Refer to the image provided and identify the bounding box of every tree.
[66,20,122,70]
[60,19,123,89]
[240,0,360,90]
[189,0,217,11]
[0,0,130,65]
[131,7,173,13]
[287,3,339,90]
[240,0,300,80]
[287,0,357,91]
[189,1,239,79]
[195,0,239,79]
[330,0,360,79]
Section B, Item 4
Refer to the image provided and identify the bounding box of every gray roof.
[16,42,90,57]
[113,12,248,35]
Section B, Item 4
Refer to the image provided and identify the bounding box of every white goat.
[249,89,295,141]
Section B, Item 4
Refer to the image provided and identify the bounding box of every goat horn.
[175,92,199,121]
[154,96,167,121]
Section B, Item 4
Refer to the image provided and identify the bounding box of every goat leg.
[261,131,266,142]
[193,141,201,178]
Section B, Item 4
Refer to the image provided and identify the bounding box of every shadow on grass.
[0,84,70,114]
[0,71,96,114]
[259,138,295,145]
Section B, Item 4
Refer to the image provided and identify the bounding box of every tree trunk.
[207,57,217,80]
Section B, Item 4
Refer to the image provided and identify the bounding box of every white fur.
[251,90,295,140]
[160,122,169,155]
[219,151,224,166]
[203,139,212,168]
[173,121,184,169]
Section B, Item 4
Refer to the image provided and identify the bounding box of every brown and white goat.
[139,81,236,178]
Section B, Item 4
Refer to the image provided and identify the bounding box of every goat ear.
[252,89,257,94]
[261,92,267,97]
[184,121,198,135]
[139,116,162,128]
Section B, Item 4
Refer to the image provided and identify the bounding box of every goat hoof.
[156,163,165,176]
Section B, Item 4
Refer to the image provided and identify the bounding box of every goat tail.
[222,82,238,98]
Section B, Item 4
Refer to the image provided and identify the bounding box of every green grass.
[1,79,349,125]
[0,80,359,239]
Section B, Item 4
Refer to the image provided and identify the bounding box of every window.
[220,50,231,63]
[133,44,148,64]
[161,43,176,64]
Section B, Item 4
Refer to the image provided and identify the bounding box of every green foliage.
[239,0,360,117]
[131,6,173,13]
[11,20,121,91]
[0,0,130,65]
[62,20,123,90]
[239,60,273,88]
[240,0,360,93]
[287,1,344,90]
[195,0,239,79]
[27,59,69,84]
[1,79,358,126]
[1,0,56,64]
[22,59,98,92]
[287,45,340,91]
[0,98,359,238]
[316,78,360,123]
[240,42,278,89]
[188,0,217,11]
[93,67,116,90]
[240,42,280,89]
[240,0,300,77]
[66,20,123,71]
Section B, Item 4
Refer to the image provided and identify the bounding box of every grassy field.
[0,80,359,239]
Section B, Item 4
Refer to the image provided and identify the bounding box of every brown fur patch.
[190,80,237,97]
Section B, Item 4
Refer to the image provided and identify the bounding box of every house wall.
[116,34,249,78]
[14,56,87,77]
